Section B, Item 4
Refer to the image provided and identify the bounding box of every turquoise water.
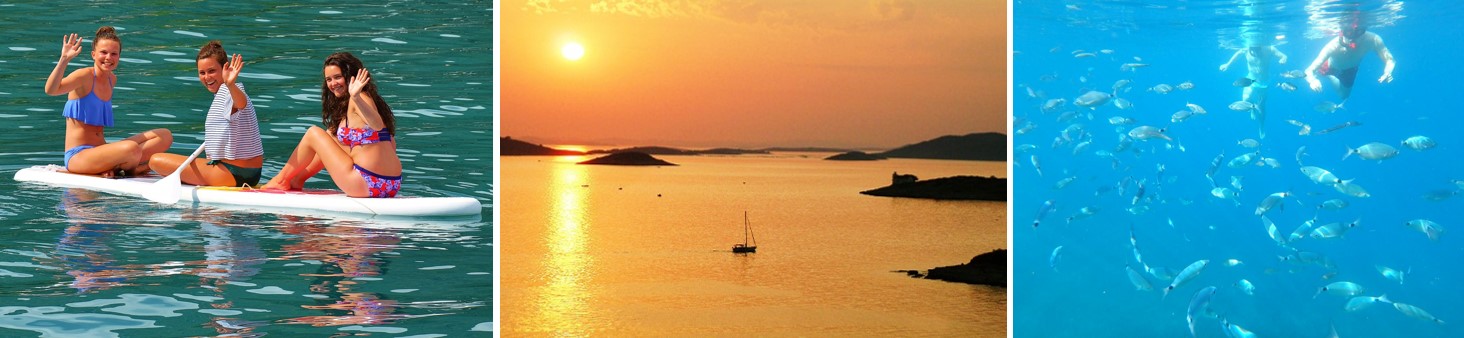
[0,2,492,337]
[1015,1,1460,337]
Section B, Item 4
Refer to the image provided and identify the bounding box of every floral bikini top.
[337,125,393,148]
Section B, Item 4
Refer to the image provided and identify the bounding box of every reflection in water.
[53,189,132,293]
[193,219,268,337]
[276,219,410,327]
[539,160,593,334]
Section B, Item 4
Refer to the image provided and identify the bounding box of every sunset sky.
[502,0,1007,149]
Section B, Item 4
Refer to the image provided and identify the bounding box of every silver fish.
[1126,264,1153,291]
[1402,135,1436,151]
[1227,151,1259,168]
[1289,216,1319,242]
[1071,141,1092,155]
[1187,286,1218,337]
[1316,121,1360,134]
[1049,246,1063,271]
[1108,116,1136,125]
[1186,103,1208,115]
[1177,81,1195,90]
[1211,187,1240,206]
[1333,179,1371,197]
[1113,79,1132,92]
[1066,206,1098,224]
[1031,155,1042,176]
[1237,139,1260,148]
[1255,192,1290,216]
[1015,144,1038,153]
[1127,125,1173,142]
[1316,281,1366,298]
[1280,70,1306,78]
[1280,250,1335,270]
[1310,219,1361,239]
[1264,215,1286,247]
[1393,302,1446,324]
[1235,279,1255,295]
[1228,101,1256,112]
[1288,120,1312,136]
[1042,98,1066,112]
[1230,176,1243,191]
[1171,110,1195,123]
[1376,265,1407,285]
[1278,82,1298,92]
[1220,317,1257,338]
[1314,101,1344,113]
[1120,63,1149,72]
[1343,142,1398,161]
[1319,198,1349,210]
[1405,219,1444,241]
[1165,260,1210,298]
[1113,97,1134,110]
[1033,199,1054,227]
[1054,176,1078,189]
[1300,166,1341,185]
[1149,83,1173,94]
[1345,294,1390,312]
[1074,91,1112,108]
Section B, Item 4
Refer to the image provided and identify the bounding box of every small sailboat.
[732,211,757,253]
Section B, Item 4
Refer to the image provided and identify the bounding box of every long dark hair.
[322,52,395,136]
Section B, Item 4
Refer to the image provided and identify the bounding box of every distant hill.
[924,249,1007,287]
[578,152,678,166]
[586,146,769,156]
[876,133,1006,161]
[501,137,585,156]
[859,175,1006,201]
[825,151,886,161]
[760,147,862,153]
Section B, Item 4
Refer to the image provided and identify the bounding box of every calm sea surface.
[501,153,1005,336]
[0,2,492,337]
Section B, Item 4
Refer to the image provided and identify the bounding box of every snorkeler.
[1221,44,1287,139]
[1304,15,1395,102]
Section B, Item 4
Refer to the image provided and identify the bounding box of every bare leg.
[264,126,368,196]
[148,153,237,186]
[1325,75,1349,102]
[66,141,141,176]
[122,128,173,175]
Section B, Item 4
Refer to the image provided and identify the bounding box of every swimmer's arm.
[1220,49,1243,71]
[1304,40,1338,78]
[44,34,86,96]
[1272,46,1288,64]
[1375,36,1394,83]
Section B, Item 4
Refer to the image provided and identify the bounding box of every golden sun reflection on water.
[539,161,594,334]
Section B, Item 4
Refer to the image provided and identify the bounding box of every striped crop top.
[203,82,264,160]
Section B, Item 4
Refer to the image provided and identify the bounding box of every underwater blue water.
[1014,1,1464,337]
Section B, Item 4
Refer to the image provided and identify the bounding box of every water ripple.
[172,30,207,38]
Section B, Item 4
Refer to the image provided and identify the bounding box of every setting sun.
[561,42,585,61]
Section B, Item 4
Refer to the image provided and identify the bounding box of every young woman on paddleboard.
[43,26,173,177]
[263,52,402,198]
[148,40,265,187]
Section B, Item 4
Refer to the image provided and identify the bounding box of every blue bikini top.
[61,69,114,127]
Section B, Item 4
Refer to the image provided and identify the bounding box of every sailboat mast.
[743,211,750,245]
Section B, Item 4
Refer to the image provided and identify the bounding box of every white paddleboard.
[14,165,482,218]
